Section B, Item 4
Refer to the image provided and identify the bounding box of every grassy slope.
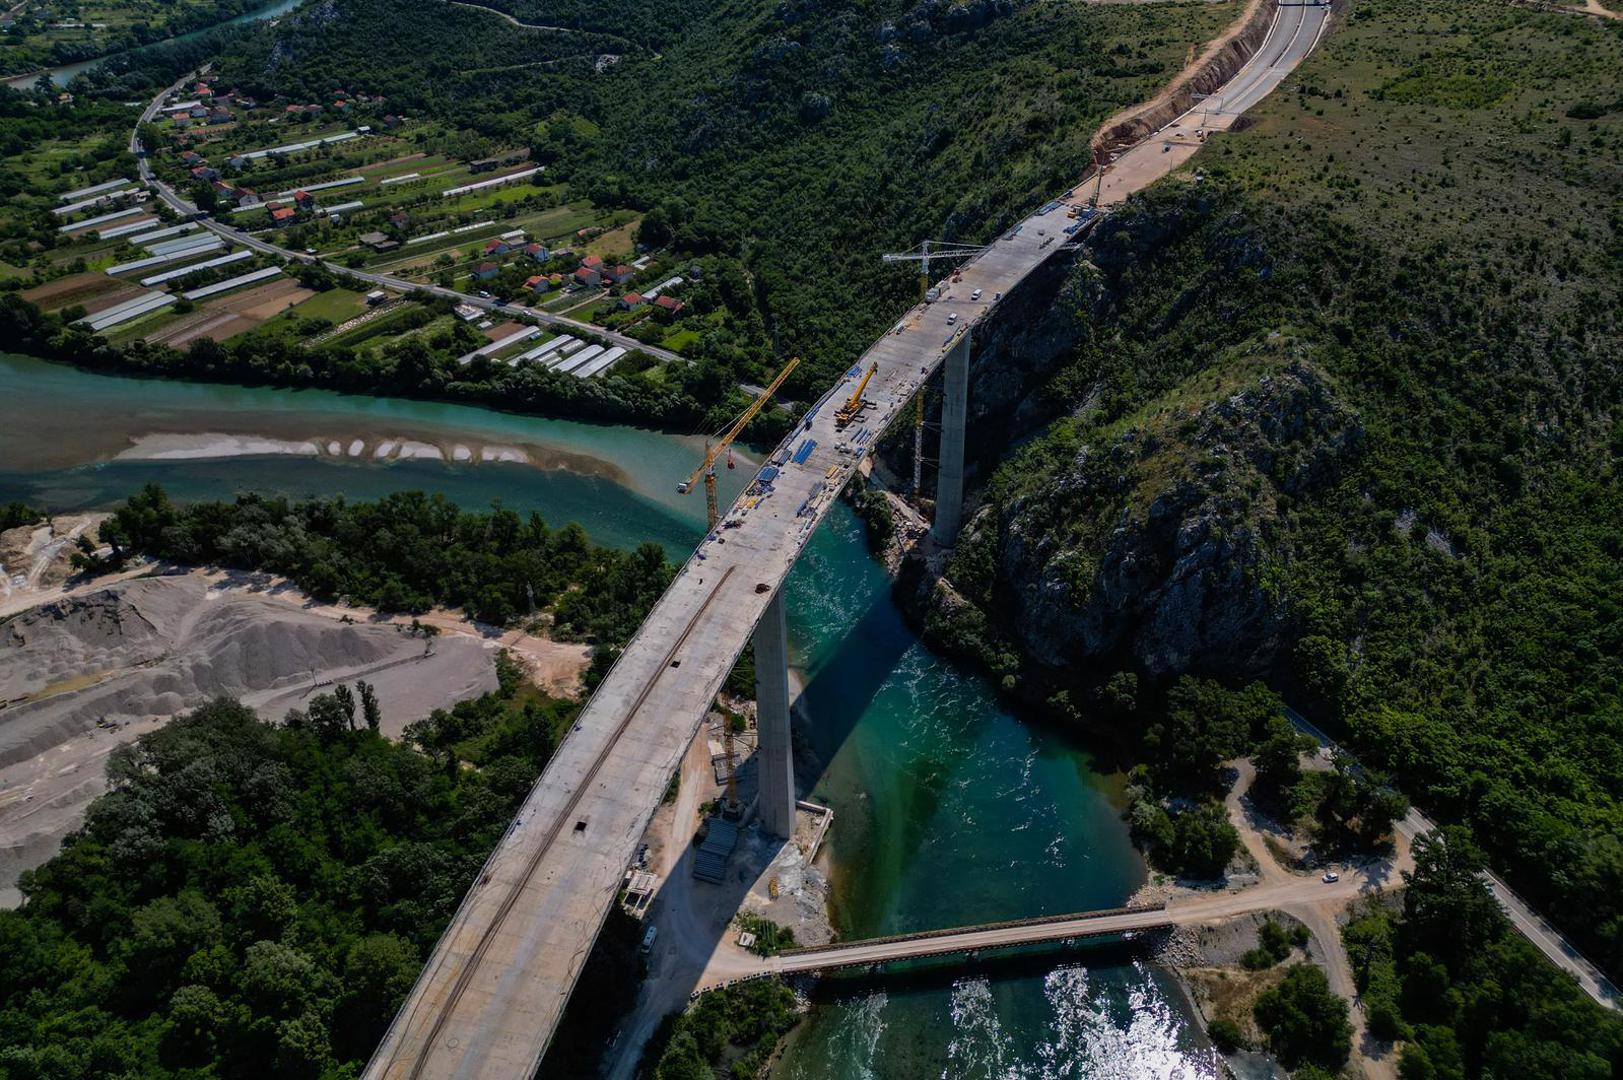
[955,0,1623,973]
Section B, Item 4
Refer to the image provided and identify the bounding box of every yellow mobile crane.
[834,363,877,428]
[678,356,800,529]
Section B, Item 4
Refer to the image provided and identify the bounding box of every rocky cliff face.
[907,357,1362,689]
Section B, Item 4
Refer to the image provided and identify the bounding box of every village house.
[271,206,297,223]
[573,266,604,287]
[483,238,511,257]
[617,292,645,310]
[607,264,635,285]
[525,274,550,293]
[653,295,685,317]
[225,155,247,171]
[292,190,315,209]
[524,242,549,261]
[360,231,398,253]
[236,189,262,208]
[473,261,500,281]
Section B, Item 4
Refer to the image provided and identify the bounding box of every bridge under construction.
[365,201,1081,1080]
[363,5,1338,1077]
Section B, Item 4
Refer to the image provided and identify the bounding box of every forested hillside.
[207,0,1234,393]
[912,0,1623,1053]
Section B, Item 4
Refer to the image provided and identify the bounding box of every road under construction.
[361,5,1349,1078]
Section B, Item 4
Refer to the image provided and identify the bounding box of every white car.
[947,312,958,323]
[1322,871,1340,884]
[971,288,982,300]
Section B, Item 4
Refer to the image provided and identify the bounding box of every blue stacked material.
[759,465,779,483]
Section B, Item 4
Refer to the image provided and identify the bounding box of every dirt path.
[1224,759,1404,1080]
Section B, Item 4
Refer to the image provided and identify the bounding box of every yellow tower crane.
[678,355,801,529]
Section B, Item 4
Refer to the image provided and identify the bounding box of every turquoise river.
[0,354,1220,1077]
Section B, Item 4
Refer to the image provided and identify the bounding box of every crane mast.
[679,356,801,529]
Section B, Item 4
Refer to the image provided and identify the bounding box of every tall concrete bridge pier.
[752,328,973,837]
[752,592,796,837]
[932,329,971,545]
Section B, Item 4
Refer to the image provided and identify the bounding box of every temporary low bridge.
[761,904,1173,977]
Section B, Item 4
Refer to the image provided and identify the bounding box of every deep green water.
[0,355,1215,1075]
[775,506,1219,1079]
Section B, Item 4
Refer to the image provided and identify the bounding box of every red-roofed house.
[483,238,510,256]
[473,261,500,281]
[271,206,296,223]
[617,292,645,310]
[581,254,604,270]
[607,264,634,284]
[573,266,603,287]
[293,190,314,208]
[525,274,550,292]
[653,295,685,317]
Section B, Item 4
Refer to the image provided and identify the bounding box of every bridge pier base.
[752,591,796,838]
[932,330,970,545]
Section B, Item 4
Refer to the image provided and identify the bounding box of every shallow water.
[0,353,742,554]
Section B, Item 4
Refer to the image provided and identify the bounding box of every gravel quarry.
[0,573,501,905]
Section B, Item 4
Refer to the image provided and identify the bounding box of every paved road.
[1088,1,1330,207]
[1284,708,1620,1011]
[130,86,683,363]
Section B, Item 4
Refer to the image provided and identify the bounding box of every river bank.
[2,0,302,90]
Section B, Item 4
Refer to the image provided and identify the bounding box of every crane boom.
[679,356,801,528]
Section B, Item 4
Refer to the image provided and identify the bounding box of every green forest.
[0,670,640,1078]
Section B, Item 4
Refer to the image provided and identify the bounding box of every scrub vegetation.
[81,482,673,640]
[911,0,1623,1068]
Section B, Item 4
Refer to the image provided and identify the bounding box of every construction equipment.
[834,363,876,428]
[881,240,986,304]
[679,356,800,528]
